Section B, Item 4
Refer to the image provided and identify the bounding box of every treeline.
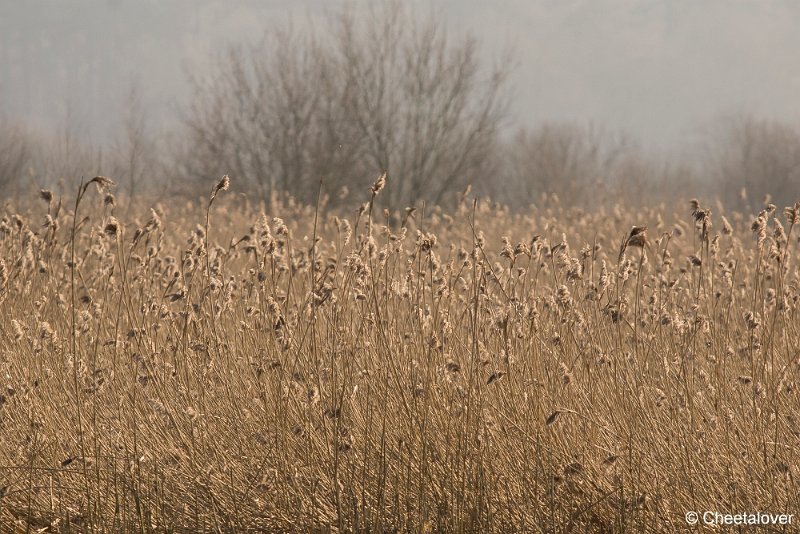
[1,3,798,211]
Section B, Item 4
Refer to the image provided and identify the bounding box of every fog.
[3,0,800,151]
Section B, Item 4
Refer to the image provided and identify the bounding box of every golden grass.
[0,178,798,532]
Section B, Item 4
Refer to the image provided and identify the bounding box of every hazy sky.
[2,0,800,151]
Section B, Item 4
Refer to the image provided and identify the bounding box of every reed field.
[0,175,798,532]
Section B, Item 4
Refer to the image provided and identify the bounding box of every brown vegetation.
[0,175,798,532]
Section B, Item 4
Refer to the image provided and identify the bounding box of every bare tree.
[494,122,704,209]
[710,115,800,211]
[498,123,629,207]
[0,120,31,194]
[0,110,111,198]
[114,85,156,203]
[42,112,107,193]
[175,2,509,208]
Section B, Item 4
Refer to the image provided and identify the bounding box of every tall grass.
[0,179,798,532]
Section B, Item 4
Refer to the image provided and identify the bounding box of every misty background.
[1,0,799,209]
